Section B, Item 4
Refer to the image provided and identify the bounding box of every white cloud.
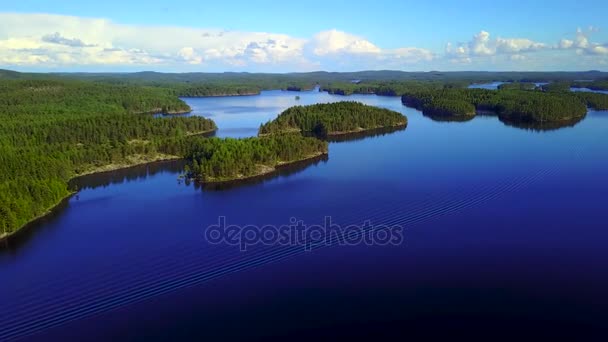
[557,27,608,56]
[308,30,381,56]
[496,38,546,53]
[446,30,548,60]
[510,54,526,61]
[0,12,606,71]
[470,31,493,56]
[559,39,574,49]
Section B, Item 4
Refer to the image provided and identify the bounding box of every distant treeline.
[570,80,608,91]
[3,69,608,98]
[401,86,608,123]
[259,102,407,136]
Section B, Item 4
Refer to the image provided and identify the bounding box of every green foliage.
[571,80,608,91]
[498,82,538,91]
[401,87,592,122]
[541,82,572,93]
[0,79,216,234]
[574,92,608,110]
[0,79,191,114]
[183,134,328,182]
[259,102,407,136]
[321,80,465,96]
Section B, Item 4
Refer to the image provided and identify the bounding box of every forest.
[571,80,608,91]
[2,68,607,235]
[182,134,328,182]
[259,102,407,136]
[497,82,539,91]
[0,79,216,235]
[401,86,608,122]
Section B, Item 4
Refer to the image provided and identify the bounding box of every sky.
[1,0,607,72]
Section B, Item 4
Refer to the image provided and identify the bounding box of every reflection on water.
[0,197,72,256]
[70,160,187,191]
[326,125,407,142]
[499,116,585,132]
[422,113,475,123]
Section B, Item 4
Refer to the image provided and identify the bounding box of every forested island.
[401,86,608,124]
[182,134,328,183]
[259,102,407,137]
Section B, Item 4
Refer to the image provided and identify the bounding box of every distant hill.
[0,69,26,79]
[1,69,608,84]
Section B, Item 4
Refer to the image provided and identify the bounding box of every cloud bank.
[0,13,606,71]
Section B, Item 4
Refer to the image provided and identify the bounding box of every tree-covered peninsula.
[0,79,216,236]
[182,134,328,183]
[258,101,407,137]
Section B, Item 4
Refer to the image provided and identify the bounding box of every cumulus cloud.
[0,12,606,70]
[308,30,381,56]
[0,14,435,70]
[557,27,608,56]
[470,31,493,56]
[41,32,97,47]
[446,30,548,61]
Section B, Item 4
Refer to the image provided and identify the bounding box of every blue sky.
[1,0,607,72]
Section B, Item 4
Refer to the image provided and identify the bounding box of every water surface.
[2,88,608,340]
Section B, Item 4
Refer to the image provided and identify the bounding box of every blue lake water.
[2,88,608,340]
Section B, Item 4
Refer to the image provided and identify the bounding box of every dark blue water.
[2,88,608,340]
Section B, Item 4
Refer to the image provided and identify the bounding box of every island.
[258,101,407,137]
[401,87,608,124]
[183,134,328,183]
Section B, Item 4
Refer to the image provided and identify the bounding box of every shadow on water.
[0,160,188,255]
[498,115,585,132]
[301,125,407,143]
[422,113,475,123]
[0,155,330,255]
[325,125,407,143]
[70,160,188,191]
[187,154,329,191]
[418,107,586,131]
[0,196,73,256]
[189,154,329,191]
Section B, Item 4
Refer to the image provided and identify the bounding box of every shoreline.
[325,122,407,137]
[259,122,407,139]
[190,151,328,185]
[0,129,216,242]
[179,92,260,98]
[0,156,183,242]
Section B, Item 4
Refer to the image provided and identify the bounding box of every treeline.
[571,80,608,91]
[0,79,191,115]
[574,92,608,110]
[182,134,328,182]
[0,79,216,234]
[259,102,407,136]
[497,82,538,91]
[401,87,597,122]
[321,81,465,96]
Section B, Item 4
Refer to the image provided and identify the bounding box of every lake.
[2,88,608,340]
